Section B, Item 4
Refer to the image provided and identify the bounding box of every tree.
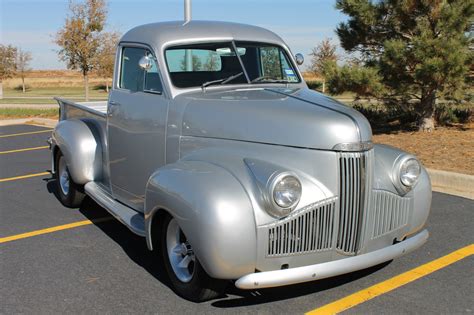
[94,31,120,92]
[55,0,107,101]
[180,54,202,71]
[202,51,220,71]
[309,38,337,93]
[261,47,281,78]
[333,0,473,130]
[0,44,17,99]
[16,48,32,93]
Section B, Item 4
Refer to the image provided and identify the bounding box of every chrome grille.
[371,190,410,238]
[266,198,337,257]
[336,151,372,255]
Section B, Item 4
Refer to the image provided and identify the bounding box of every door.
[107,45,168,211]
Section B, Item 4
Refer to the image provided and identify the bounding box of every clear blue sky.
[0,0,346,70]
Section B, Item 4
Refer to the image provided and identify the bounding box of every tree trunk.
[322,80,326,93]
[22,76,26,93]
[105,81,109,93]
[418,90,436,132]
[84,73,89,101]
[0,81,3,99]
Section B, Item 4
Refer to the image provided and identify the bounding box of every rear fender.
[52,119,102,184]
[144,160,257,279]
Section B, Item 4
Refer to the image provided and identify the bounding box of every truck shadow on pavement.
[211,262,389,308]
[45,179,391,307]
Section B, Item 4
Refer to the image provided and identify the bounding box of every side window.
[120,47,162,93]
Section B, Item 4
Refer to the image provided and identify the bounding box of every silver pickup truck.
[50,20,431,302]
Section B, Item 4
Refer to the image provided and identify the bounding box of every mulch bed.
[373,123,474,175]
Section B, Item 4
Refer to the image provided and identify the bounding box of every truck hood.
[179,88,372,151]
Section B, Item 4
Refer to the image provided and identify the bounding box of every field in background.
[1,70,110,105]
[2,70,110,89]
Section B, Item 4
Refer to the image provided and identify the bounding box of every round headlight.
[400,158,421,187]
[271,174,302,214]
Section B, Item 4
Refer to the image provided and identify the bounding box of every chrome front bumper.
[235,229,429,289]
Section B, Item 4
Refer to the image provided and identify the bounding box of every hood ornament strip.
[332,141,374,152]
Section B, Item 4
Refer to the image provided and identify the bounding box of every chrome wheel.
[58,157,70,196]
[166,218,195,283]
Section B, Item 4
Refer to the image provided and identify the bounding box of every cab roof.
[120,20,286,50]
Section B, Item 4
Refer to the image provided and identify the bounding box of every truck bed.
[55,97,108,121]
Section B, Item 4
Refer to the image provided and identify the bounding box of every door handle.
[108,101,120,117]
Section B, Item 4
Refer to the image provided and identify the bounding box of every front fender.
[145,161,257,279]
[373,144,432,235]
[52,119,102,184]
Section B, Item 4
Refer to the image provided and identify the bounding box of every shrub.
[13,84,31,92]
[305,80,323,91]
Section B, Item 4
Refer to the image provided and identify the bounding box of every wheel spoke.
[178,254,192,269]
[173,244,184,255]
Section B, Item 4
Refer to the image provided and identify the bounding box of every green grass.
[0,108,59,118]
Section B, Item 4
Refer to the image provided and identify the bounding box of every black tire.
[160,214,227,302]
[55,151,85,208]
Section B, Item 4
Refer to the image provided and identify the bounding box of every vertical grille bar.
[371,190,410,238]
[336,151,369,255]
[266,198,337,257]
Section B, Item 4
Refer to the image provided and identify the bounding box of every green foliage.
[435,102,473,124]
[180,55,203,71]
[352,101,473,131]
[333,0,474,127]
[325,61,385,97]
[305,80,323,91]
[0,108,58,118]
[261,47,282,78]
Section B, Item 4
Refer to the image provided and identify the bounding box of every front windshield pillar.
[232,41,250,83]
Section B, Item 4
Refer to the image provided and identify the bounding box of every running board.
[84,182,146,237]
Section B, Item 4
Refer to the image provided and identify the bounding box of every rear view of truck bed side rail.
[55,97,108,121]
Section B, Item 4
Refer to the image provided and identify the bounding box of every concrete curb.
[0,117,472,200]
[427,169,474,200]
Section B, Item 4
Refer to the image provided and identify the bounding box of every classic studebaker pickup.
[50,19,431,302]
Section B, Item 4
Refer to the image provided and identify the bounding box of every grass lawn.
[0,108,58,119]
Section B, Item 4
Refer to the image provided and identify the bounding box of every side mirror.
[295,53,304,66]
[138,55,153,71]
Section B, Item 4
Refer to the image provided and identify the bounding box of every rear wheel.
[55,152,85,208]
[160,215,227,302]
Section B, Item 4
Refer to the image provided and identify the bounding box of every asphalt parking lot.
[1,123,473,314]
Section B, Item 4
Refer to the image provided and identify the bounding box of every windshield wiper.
[201,72,244,90]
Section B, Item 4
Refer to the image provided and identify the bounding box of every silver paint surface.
[51,20,432,286]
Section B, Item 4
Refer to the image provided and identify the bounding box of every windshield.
[165,41,300,88]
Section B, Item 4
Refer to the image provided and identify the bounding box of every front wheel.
[55,152,85,208]
[160,215,227,302]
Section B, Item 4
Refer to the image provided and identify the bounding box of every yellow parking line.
[0,146,49,155]
[0,129,52,138]
[306,244,474,315]
[0,172,50,183]
[0,217,112,244]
